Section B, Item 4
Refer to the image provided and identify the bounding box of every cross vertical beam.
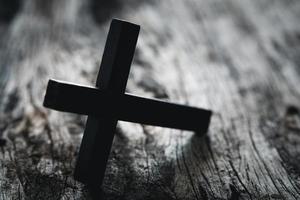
[73,19,140,186]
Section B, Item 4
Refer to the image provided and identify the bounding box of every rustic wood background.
[1,0,300,199]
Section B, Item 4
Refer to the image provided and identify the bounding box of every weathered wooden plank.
[0,0,300,199]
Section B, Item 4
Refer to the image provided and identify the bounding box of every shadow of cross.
[43,19,212,187]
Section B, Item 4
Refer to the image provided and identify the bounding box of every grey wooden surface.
[0,0,300,199]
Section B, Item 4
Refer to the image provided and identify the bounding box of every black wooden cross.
[43,19,212,187]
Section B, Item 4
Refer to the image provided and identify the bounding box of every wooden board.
[0,0,300,199]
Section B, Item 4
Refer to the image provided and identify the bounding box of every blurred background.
[0,0,300,199]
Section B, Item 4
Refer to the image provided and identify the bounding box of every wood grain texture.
[0,0,300,199]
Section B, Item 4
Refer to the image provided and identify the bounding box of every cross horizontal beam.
[44,79,212,133]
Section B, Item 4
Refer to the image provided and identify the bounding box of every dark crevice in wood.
[180,144,201,200]
[228,184,241,200]
[248,129,285,198]
[229,160,252,200]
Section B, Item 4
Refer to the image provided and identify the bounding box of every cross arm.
[44,79,212,133]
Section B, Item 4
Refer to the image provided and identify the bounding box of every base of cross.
[43,19,212,187]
